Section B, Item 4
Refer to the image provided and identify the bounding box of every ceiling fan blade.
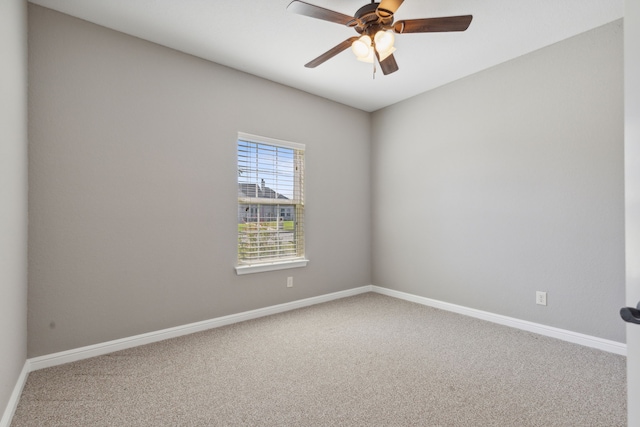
[393,15,473,34]
[287,1,355,26]
[305,37,359,68]
[377,0,404,18]
[376,52,399,75]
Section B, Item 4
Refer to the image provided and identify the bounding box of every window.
[236,132,307,274]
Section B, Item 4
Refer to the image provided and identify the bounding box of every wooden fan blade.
[393,15,473,34]
[305,37,359,68]
[287,1,355,26]
[377,0,404,18]
[376,52,399,75]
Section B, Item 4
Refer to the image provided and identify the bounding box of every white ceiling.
[28,0,623,112]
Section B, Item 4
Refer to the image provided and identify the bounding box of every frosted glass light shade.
[357,47,374,63]
[374,30,396,61]
[374,30,395,53]
[351,35,372,58]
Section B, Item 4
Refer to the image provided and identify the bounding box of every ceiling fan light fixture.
[356,47,375,63]
[374,30,395,53]
[351,35,372,59]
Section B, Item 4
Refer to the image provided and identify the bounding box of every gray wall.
[0,0,28,419]
[28,5,371,357]
[27,4,625,359]
[371,21,625,342]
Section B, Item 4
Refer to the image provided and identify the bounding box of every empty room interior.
[3,0,640,425]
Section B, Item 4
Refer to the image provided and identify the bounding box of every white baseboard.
[28,285,373,372]
[26,282,626,373]
[371,285,627,356]
[0,361,29,427]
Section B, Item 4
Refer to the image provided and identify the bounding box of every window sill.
[235,259,309,275]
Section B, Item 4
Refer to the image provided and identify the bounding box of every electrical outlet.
[536,291,547,306]
[287,277,293,288]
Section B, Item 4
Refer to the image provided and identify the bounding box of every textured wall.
[28,5,371,357]
[0,0,28,420]
[371,21,625,342]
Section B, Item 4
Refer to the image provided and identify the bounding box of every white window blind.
[236,133,306,272]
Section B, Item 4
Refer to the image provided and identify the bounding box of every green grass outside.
[238,221,295,232]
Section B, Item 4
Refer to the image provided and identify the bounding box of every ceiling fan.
[287,0,473,75]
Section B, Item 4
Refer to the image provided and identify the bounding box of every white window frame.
[235,132,308,275]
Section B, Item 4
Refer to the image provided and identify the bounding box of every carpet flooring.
[11,293,627,426]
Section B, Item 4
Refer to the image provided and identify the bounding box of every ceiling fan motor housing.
[349,3,394,34]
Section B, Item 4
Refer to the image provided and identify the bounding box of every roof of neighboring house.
[238,183,289,200]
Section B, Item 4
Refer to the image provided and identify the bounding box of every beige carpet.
[12,293,626,426]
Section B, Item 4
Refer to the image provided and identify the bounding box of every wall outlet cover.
[536,291,547,306]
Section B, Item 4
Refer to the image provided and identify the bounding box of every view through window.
[237,133,305,270]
